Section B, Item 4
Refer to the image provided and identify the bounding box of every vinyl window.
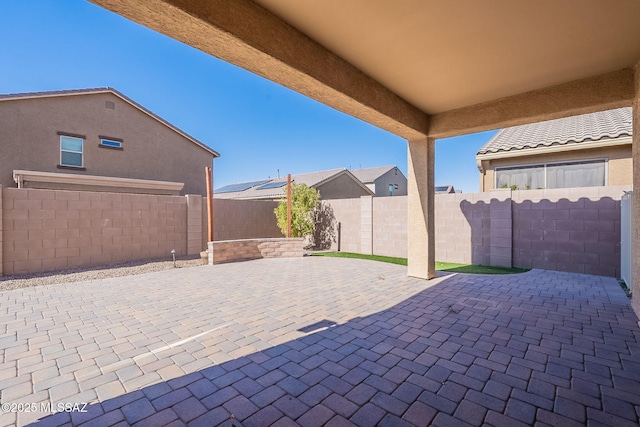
[60,135,83,168]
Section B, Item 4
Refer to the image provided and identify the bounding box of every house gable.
[0,89,218,195]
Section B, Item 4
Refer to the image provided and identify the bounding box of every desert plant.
[274,183,320,238]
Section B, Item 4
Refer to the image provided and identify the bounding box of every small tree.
[274,183,320,238]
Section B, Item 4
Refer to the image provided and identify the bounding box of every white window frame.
[494,158,608,189]
[60,135,84,168]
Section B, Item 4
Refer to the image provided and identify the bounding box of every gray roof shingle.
[350,166,398,183]
[477,107,632,156]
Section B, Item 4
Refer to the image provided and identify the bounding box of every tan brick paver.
[0,257,639,426]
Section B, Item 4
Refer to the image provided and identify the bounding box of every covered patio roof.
[89,0,640,139]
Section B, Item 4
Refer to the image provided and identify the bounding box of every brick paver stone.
[0,258,639,426]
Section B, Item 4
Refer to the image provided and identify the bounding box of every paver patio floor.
[1,257,639,426]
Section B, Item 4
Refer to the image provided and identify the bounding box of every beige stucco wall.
[315,174,371,199]
[480,145,632,191]
[0,93,215,195]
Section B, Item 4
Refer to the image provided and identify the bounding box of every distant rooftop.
[214,168,373,199]
[350,165,399,183]
[477,107,632,156]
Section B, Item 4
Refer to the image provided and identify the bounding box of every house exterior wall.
[0,93,215,195]
[480,145,632,191]
[316,174,372,199]
[373,168,408,196]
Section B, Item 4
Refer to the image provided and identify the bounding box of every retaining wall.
[208,238,304,264]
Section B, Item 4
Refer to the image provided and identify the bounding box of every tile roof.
[0,87,219,157]
[214,168,373,199]
[477,107,632,156]
[351,165,398,183]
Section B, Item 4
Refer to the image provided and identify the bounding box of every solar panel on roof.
[257,181,290,190]
[214,180,270,193]
[435,186,449,192]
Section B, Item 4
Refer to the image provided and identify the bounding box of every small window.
[100,139,122,148]
[60,135,83,167]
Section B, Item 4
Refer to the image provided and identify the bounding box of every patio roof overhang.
[89,0,640,140]
[88,0,640,312]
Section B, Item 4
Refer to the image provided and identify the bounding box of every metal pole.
[287,174,292,238]
[205,166,214,242]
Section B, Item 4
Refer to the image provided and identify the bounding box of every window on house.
[60,135,83,167]
[388,184,394,196]
[495,159,606,189]
[100,138,122,149]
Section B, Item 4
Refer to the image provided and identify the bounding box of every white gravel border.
[0,258,204,291]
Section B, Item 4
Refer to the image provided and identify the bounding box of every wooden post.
[287,173,292,238]
[205,166,214,242]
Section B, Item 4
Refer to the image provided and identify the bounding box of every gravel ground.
[0,257,204,291]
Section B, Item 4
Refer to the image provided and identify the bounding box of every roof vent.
[105,100,115,110]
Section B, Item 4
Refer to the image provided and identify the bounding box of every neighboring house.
[476,107,632,191]
[0,88,219,195]
[214,168,374,200]
[351,165,407,197]
[435,185,456,194]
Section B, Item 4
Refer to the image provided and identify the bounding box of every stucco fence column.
[632,62,640,317]
[407,138,436,279]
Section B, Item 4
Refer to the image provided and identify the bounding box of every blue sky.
[0,0,497,192]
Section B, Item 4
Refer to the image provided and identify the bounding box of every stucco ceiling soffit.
[89,0,430,139]
[429,68,636,139]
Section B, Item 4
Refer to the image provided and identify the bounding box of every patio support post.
[407,137,436,279]
[632,61,640,317]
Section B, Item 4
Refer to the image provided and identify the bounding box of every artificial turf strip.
[311,252,529,275]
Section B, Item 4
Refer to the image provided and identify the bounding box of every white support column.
[407,138,436,279]
[632,62,640,318]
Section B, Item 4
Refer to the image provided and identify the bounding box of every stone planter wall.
[208,238,304,264]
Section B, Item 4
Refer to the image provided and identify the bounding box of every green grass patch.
[312,251,408,266]
[311,252,529,275]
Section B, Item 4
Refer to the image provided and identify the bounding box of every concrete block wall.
[208,238,304,264]
[186,195,203,255]
[322,186,629,278]
[360,196,373,254]
[373,196,408,258]
[1,187,193,275]
[439,193,486,265]
[325,198,361,253]
[0,186,3,276]
[511,186,628,276]
[210,198,281,242]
